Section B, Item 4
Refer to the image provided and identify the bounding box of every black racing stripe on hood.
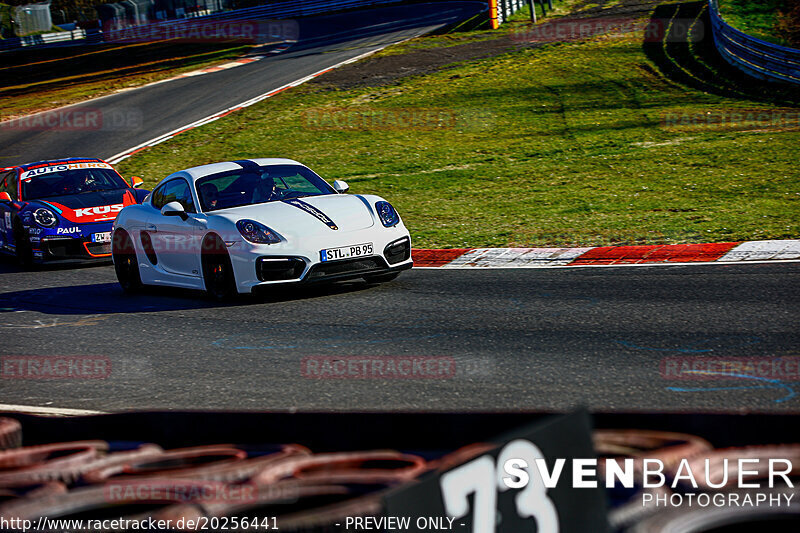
[233,160,260,171]
[282,198,338,230]
[33,190,126,209]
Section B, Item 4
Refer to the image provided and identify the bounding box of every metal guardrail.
[0,0,402,52]
[18,29,87,46]
[708,0,800,85]
[0,29,101,51]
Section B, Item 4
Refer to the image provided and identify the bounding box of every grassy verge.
[717,0,788,45]
[0,41,253,119]
[374,0,583,57]
[117,6,799,248]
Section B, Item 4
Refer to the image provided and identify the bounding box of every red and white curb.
[176,57,263,78]
[106,42,408,165]
[139,56,265,89]
[411,240,800,268]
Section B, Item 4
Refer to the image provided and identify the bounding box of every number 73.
[440,439,559,533]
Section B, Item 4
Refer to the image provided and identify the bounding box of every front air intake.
[384,237,411,265]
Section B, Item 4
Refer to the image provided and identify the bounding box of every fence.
[489,0,560,29]
[708,0,800,85]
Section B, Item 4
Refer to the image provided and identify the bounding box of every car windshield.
[196,164,336,212]
[21,168,129,200]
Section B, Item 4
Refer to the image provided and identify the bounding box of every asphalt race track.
[0,2,486,168]
[0,260,798,413]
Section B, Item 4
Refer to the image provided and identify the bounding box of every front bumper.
[229,230,413,293]
[304,254,412,283]
[34,236,112,263]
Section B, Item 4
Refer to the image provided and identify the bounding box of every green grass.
[374,0,584,57]
[717,0,787,45]
[118,18,799,248]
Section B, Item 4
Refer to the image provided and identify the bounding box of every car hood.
[211,194,375,236]
[31,189,136,223]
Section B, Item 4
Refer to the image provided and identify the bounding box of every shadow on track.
[0,277,381,315]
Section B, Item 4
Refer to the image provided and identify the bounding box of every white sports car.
[111,159,412,298]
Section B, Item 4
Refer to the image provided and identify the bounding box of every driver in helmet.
[254,173,279,203]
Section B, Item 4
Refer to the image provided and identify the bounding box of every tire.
[12,219,33,269]
[202,236,237,300]
[112,230,142,293]
[0,417,22,450]
[364,272,400,284]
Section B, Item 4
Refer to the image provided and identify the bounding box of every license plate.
[320,243,373,262]
[91,232,111,243]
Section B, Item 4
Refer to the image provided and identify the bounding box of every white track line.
[107,36,419,165]
[0,403,106,416]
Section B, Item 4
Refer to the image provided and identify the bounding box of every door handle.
[146,224,157,232]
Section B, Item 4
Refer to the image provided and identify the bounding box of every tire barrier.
[596,430,712,530]
[594,429,713,471]
[685,445,800,491]
[0,442,109,487]
[0,420,22,451]
[81,445,247,484]
[0,418,798,532]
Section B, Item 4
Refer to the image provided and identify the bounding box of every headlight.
[33,208,58,228]
[376,201,399,227]
[236,219,280,244]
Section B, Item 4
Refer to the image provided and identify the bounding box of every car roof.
[15,157,108,172]
[162,158,304,184]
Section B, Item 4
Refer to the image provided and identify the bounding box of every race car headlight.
[236,219,280,244]
[33,208,58,228]
[376,201,399,227]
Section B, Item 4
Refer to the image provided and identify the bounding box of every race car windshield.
[22,169,129,200]
[196,164,336,212]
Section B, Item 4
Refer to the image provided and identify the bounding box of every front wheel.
[364,272,400,284]
[113,230,142,293]
[202,243,237,300]
[13,220,33,269]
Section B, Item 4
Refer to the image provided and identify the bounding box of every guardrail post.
[489,0,499,29]
[528,0,537,23]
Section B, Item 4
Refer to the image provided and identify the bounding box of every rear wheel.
[364,272,400,284]
[202,236,237,300]
[113,230,142,293]
[12,219,33,269]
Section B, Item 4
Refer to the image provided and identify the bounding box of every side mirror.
[161,201,187,220]
[333,180,349,194]
[130,176,144,189]
[0,192,11,202]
